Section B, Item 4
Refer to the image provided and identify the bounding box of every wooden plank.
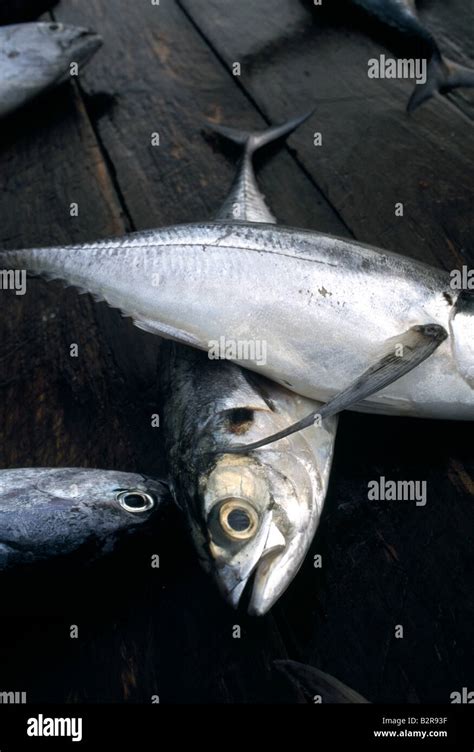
[181,0,474,270]
[423,0,474,120]
[1,0,472,705]
[25,0,339,702]
[180,0,474,703]
[0,17,166,702]
[52,0,348,237]
[273,411,474,702]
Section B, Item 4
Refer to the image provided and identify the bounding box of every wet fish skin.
[351,0,474,110]
[0,467,169,569]
[3,222,472,420]
[158,112,337,615]
[160,343,337,615]
[0,22,102,118]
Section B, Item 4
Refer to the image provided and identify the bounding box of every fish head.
[82,468,167,521]
[37,22,103,70]
[0,468,170,565]
[29,468,169,534]
[12,22,103,76]
[189,402,335,616]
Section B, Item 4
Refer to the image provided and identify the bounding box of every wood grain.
[0,0,471,704]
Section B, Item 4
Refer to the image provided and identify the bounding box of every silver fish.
[161,344,337,615]
[160,113,337,615]
[0,467,168,569]
[351,0,474,111]
[2,219,472,421]
[0,22,102,118]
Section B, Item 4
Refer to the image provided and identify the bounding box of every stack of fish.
[0,1,473,618]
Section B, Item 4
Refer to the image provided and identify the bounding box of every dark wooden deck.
[0,0,472,703]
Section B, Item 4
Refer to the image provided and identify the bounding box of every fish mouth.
[215,520,312,616]
[210,515,285,611]
[55,25,103,67]
[247,534,308,616]
[69,28,103,65]
[203,453,322,615]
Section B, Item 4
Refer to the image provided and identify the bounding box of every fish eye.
[49,23,60,31]
[116,489,155,514]
[218,499,258,541]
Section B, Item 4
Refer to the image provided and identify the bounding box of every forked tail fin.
[275,660,370,704]
[408,52,474,113]
[207,110,314,223]
[206,109,314,157]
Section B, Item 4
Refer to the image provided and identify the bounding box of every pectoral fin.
[220,324,447,454]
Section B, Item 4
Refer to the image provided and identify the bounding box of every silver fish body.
[0,467,168,569]
[160,343,337,615]
[3,222,472,419]
[158,114,337,615]
[0,22,102,118]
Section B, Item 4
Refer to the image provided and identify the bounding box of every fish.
[161,344,338,615]
[351,0,474,111]
[159,113,338,615]
[274,659,370,703]
[1,204,472,422]
[0,22,102,119]
[0,467,169,569]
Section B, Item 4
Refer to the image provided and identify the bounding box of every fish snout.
[201,454,319,614]
[48,23,103,65]
[210,528,287,611]
[69,27,103,65]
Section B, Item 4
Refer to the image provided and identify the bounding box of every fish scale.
[3,220,471,418]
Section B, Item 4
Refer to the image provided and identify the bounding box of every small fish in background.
[0,21,102,119]
[275,659,370,703]
[351,0,474,111]
[0,467,169,569]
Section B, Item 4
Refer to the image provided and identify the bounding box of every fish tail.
[274,660,370,704]
[407,52,474,113]
[0,246,86,293]
[0,247,58,276]
[205,109,314,157]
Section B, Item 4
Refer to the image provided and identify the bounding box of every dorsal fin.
[207,110,314,224]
